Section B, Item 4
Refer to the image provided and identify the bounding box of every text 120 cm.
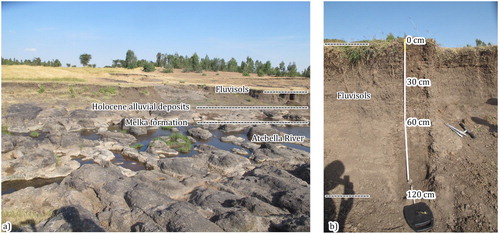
[406,190,436,200]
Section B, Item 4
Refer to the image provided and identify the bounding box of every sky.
[2,2,310,70]
[325,1,498,47]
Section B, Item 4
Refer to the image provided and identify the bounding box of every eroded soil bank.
[324,41,497,232]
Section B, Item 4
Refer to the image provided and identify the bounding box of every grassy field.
[2,65,309,91]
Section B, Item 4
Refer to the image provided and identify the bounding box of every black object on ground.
[459,123,476,139]
[403,202,434,232]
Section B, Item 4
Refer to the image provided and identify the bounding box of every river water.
[2,126,309,195]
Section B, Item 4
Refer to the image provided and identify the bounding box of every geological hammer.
[459,123,476,139]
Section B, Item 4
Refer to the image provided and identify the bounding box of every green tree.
[246,56,254,73]
[227,58,238,72]
[475,39,487,47]
[33,57,42,66]
[239,61,247,73]
[112,59,125,68]
[264,61,272,75]
[190,53,200,72]
[125,50,138,69]
[287,62,298,77]
[137,59,149,68]
[201,55,210,70]
[210,58,220,72]
[219,58,226,71]
[257,70,265,77]
[79,54,92,67]
[279,61,285,73]
[156,52,162,67]
[53,59,62,67]
[302,66,310,78]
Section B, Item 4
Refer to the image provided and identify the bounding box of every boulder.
[250,143,309,164]
[247,125,281,139]
[155,202,223,232]
[121,147,148,163]
[100,131,136,145]
[6,103,43,120]
[147,139,178,156]
[159,157,208,178]
[241,141,260,150]
[225,165,309,216]
[283,113,306,121]
[263,110,288,120]
[188,187,242,214]
[231,148,249,156]
[220,135,246,145]
[70,109,97,119]
[187,127,212,140]
[2,135,15,153]
[80,146,115,165]
[219,124,250,133]
[39,205,105,232]
[212,210,259,232]
[129,126,148,136]
[271,215,310,232]
[37,107,68,119]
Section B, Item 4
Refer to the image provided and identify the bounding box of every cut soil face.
[324,40,497,232]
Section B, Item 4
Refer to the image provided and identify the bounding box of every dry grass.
[2,209,53,228]
[1,65,309,91]
[2,65,129,80]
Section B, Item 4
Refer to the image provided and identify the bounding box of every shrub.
[242,71,250,76]
[167,133,192,153]
[153,133,192,153]
[161,126,174,130]
[37,85,45,94]
[69,87,75,98]
[130,143,143,149]
[257,70,265,77]
[475,38,487,47]
[163,68,174,73]
[345,47,363,64]
[2,126,11,135]
[2,209,53,228]
[143,63,156,72]
[99,87,117,95]
[29,131,40,138]
[386,33,395,41]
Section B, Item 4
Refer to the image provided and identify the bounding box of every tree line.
[1,57,62,67]
[111,50,310,77]
[1,50,310,78]
[1,54,96,68]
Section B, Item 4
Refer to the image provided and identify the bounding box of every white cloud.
[24,48,37,52]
